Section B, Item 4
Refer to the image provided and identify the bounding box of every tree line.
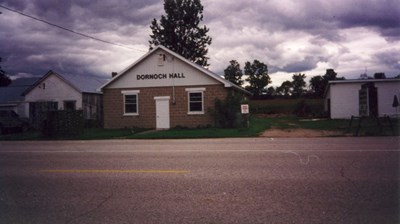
[224,60,345,98]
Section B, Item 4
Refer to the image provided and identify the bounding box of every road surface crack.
[65,192,113,224]
[340,165,363,224]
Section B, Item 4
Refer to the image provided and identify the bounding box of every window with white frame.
[122,90,140,115]
[186,88,205,114]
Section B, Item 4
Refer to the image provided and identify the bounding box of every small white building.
[22,70,106,127]
[325,79,400,119]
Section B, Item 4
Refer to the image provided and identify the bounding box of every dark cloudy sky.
[0,0,399,86]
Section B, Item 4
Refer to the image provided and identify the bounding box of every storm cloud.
[0,0,399,85]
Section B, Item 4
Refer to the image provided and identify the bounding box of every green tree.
[309,75,324,97]
[149,0,212,67]
[244,60,271,96]
[277,81,293,96]
[291,73,306,97]
[309,69,344,98]
[266,86,276,96]
[224,60,243,87]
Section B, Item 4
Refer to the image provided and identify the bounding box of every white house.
[325,79,400,119]
[22,70,106,127]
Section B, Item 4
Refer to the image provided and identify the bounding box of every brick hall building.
[99,46,251,129]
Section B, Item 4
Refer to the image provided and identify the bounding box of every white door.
[155,96,170,129]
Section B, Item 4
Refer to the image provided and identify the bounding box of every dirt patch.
[261,128,343,137]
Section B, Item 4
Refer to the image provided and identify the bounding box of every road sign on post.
[241,104,249,128]
[241,104,249,114]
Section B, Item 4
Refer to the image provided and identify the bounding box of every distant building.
[99,45,250,129]
[22,70,106,127]
[325,79,400,119]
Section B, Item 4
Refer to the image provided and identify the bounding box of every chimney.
[112,72,118,78]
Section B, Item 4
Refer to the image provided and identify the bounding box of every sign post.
[241,104,250,128]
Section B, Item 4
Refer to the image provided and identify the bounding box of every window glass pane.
[190,102,202,111]
[190,92,202,101]
[125,95,137,113]
[64,101,76,110]
[189,92,203,112]
[125,95,137,104]
[125,104,137,113]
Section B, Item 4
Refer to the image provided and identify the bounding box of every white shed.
[325,79,400,119]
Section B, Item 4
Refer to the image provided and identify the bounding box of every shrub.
[294,100,311,117]
[213,94,246,128]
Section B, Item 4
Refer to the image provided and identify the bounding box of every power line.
[0,4,146,52]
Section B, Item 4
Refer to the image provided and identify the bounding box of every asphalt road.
[0,137,399,224]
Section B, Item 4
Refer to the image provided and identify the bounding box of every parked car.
[0,110,30,134]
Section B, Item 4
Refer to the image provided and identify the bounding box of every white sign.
[241,104,249,114]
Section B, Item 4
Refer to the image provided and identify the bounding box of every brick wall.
[103,84,229,129]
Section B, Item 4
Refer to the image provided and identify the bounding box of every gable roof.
[23,70,107,96]
[0,77,39,105]
[99,45,251,95]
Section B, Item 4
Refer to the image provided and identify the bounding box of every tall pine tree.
[149,0,212,67]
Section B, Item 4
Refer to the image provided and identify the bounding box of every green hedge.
[250,98,325,117]
[41,110,84,138]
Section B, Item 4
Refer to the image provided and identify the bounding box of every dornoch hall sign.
[137,73,186,80]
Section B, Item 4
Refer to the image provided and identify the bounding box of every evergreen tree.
[149,0,212,67]
[224,60,243,87]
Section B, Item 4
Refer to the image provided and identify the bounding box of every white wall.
[376,82,400,116]
[329,81,400,119]
[109,49,220,89]
[330,83,361,119]
[24,74,82,113]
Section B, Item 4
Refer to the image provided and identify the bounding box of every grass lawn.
[0,116,398,140]
[130,116,271,139]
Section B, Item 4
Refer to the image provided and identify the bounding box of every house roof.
[328,78,400,84]
[23,70,107,96]
[59,72,107,93]
[324,78,400,98]
[99,45,251,95]
[0,77,39,105]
